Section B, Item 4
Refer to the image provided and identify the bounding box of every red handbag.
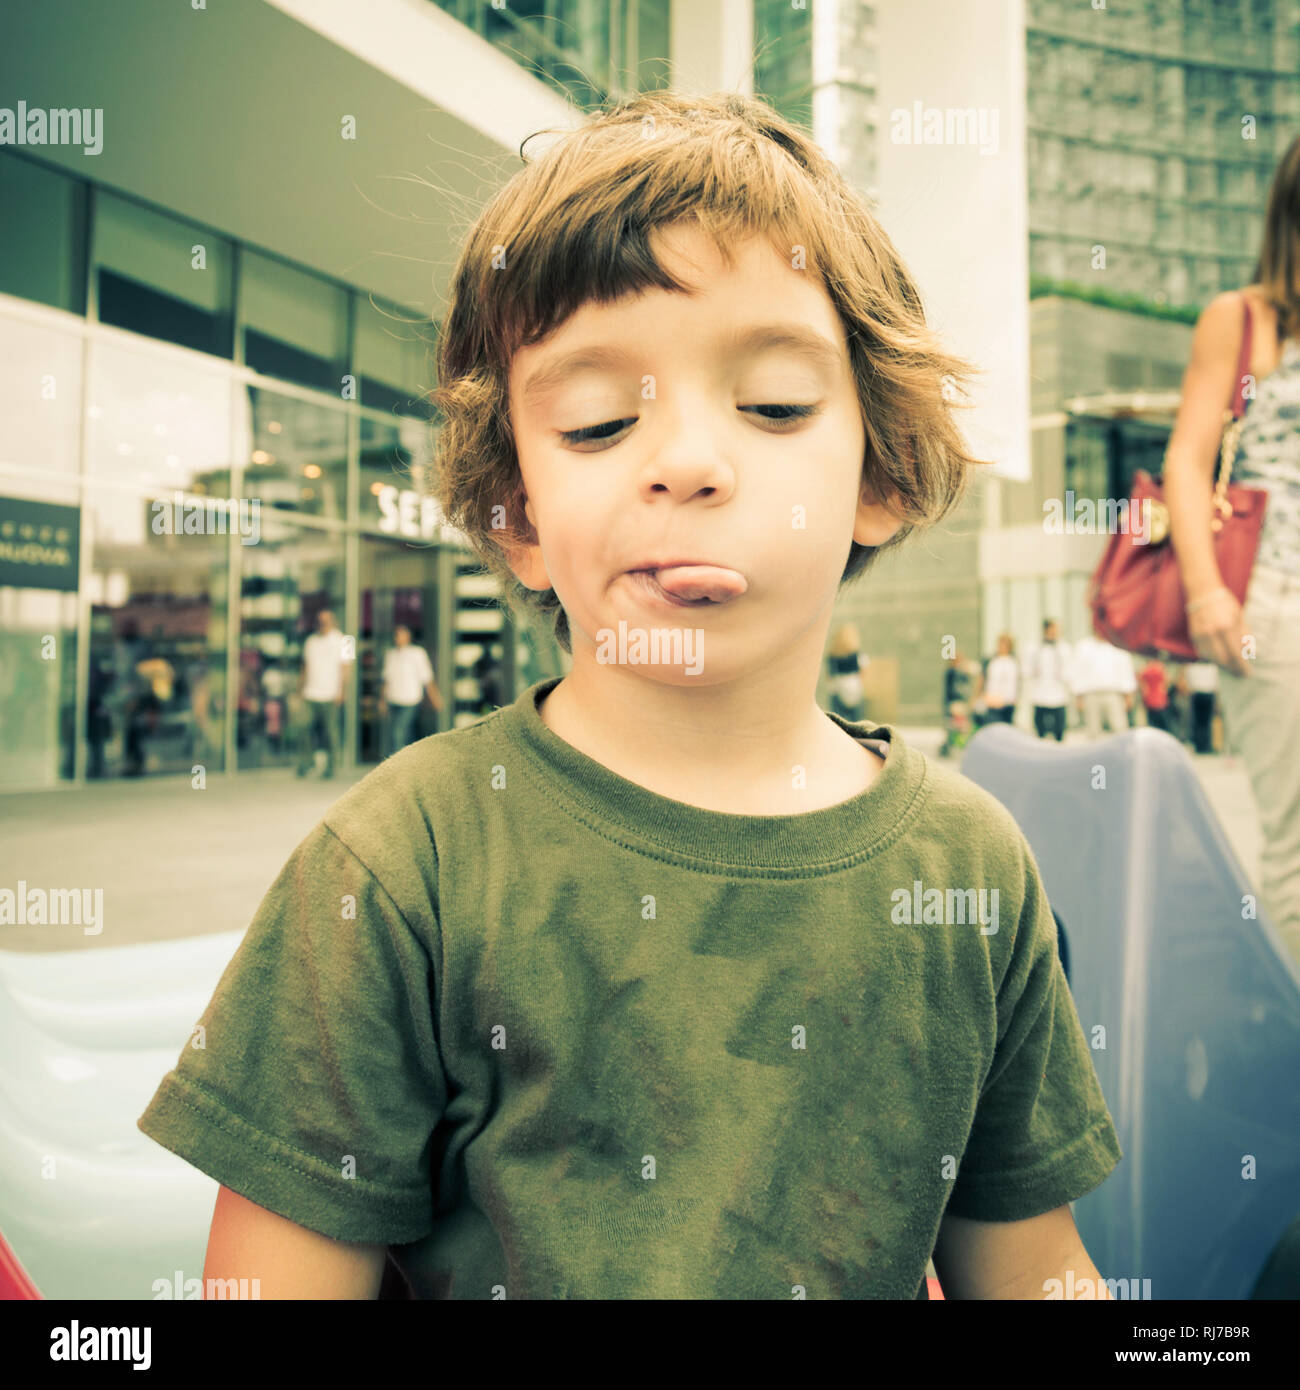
[1089,295,1269,661]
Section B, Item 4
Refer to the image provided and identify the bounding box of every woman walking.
[981,633,1019,724]
[1164,133,1300,967]
[1138,658,1170,733]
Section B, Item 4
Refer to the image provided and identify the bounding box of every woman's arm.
[1163,292,1253,675]
[1163,291,1243,597]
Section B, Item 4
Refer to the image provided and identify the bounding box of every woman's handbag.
[1088,294,1269,661]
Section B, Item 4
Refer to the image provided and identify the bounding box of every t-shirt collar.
[495,677,927,873]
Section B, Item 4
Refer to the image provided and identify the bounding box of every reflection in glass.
[84,485,229,778]
[241,251,345,394]
[87,336,232,504]
[94,190,232,357]
[239,516,345,768]
[238,385,347,522]
[359,533,443,764]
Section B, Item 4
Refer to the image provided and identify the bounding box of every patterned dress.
[1229,334,1300,576]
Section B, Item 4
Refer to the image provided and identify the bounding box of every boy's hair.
[432,89,991,654]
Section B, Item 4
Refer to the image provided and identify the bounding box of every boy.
[138,90,1121,1299]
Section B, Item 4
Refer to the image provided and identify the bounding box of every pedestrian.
[1163,135,1300,965]
[1167,665,1189,743]
[826,622,867,722]
[1185,661,1219,754]
[380,626,443,756]
[1070,634,1136,738]
[125,645,175,777]
[1024,618,1072,741]
[296,608,351,778]
[979,633,1019,725]
[1138,658,1170,732]
[939,649,975,757]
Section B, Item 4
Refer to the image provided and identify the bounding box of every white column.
[874,0,1031,483]
[670,0,753,95]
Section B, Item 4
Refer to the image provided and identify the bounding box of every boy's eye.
[743,404,820,425]
[559,417,636,446]
[558,404,820,449]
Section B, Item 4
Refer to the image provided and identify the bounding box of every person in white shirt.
[1023,618,1073,741]
[381,625,443,756]
[979,633,1019,723]
[1185,661,1220,754]
[296,608,352,778]
[1069,635,1137,739]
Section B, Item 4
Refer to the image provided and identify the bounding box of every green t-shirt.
[137,676,1121,1299]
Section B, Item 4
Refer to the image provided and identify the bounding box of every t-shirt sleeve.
[136,821,446,1245]
[945,839,1122,1222]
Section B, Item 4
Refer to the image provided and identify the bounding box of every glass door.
[359,534,443,764]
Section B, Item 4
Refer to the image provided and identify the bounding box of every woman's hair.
[432,89,991,654]
[1254,131,1300,341]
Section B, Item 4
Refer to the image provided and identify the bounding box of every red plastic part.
[0,1229,41,1300]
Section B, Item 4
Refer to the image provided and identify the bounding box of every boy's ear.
[853,481,906,549]
[502,496,552,592]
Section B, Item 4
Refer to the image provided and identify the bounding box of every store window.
[83,483,230,779]
[94,191,232,358]
[0,474,80,789]
[241,250,347,395]
[355,294,435,420]
[0,306,86,788]
[360,414,439,540]
[239,385,348,522]
[359,533,443,763]
[87,334,233,501]
[238,515,346,769]
[0,152,87,314]
[0,308,84,485]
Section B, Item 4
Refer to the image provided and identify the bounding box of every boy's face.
[504,221,903,685]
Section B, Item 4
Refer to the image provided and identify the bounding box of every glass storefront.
[358,533,443,762]
[0,149,568,791]
[237,516,346,770]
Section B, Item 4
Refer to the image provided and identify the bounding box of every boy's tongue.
[651,565,748,603]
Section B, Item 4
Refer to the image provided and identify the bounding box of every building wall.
[1027,0,1300,305]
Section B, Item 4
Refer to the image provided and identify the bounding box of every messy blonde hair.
[433,89,990,654]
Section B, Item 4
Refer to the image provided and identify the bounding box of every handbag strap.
[1213,293,1254,509]
[1230,293,1253,421]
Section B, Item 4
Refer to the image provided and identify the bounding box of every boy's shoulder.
[317,715,504,873]
[869,723,1032,874]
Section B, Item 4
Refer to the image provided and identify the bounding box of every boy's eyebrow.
[519,323,845,404]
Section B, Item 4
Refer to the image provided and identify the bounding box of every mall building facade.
[0,149,560,790]
[0,0,757,790]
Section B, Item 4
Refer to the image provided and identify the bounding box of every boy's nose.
[637,408,736,503]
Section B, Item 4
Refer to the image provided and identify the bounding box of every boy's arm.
[204,1185,388,1300]
[933,1204,1112,1299]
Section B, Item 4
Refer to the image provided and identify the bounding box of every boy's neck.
[536,664,884,816]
